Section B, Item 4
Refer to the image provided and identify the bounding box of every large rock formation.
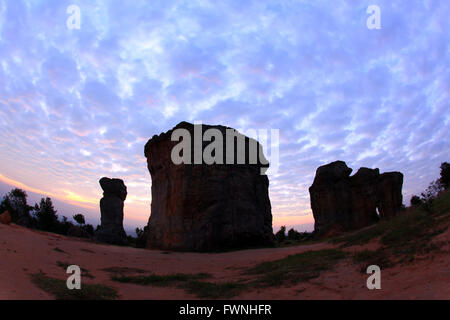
[144,122,274,251]
[377,172,404,219]
[309,161,403,237]
[95,177,128,245]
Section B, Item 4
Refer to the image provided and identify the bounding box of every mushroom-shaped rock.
[95,177,128,245]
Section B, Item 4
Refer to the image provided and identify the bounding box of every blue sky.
[0,0,449,232]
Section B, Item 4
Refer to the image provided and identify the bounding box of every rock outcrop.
[309,161,403,237]
[144,122,274,251]
[95,177,128,245]
[0,210,11,225]
[377,172,404,219]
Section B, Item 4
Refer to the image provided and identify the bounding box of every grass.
[101,266,148,275]
[379,203,448,263]
[109,271,245,299]
[331,191,450,249]
[31,273,118,300]
[246,249,346,287]
[330,224,386,247]
[353,249,391,273]
[339,190,450,267]
[108,250,347,297]
[53,247,67,254]
[183,280,245,299]
[111,272,211,287]
[56,261,94,279]
[432,189,450,216]
[275,238,319,248]
[381,211,433,245]
[110,271,245,299]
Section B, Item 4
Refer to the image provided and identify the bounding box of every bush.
[84,224,95,236]
[57,216,74,235]
[0,188,33,226]
[287,228,301,240]
[410,195,422,206]
[135,226,148,248]
[275,226,286,242]
[420,179,444,213]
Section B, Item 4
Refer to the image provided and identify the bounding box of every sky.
[0,0,449,233]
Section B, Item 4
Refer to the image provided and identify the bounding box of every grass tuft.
[56,261,94,279]
[330,225,385,247]
[53,247,67,254]
[31,273,117,300]
[353,249,391,273]
[246,249,346,287]
[183,280,245,299]
[111,272,211,287]
[101,266,148,275]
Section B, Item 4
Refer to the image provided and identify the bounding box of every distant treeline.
[0,190,146,247]
[410,162,450,212]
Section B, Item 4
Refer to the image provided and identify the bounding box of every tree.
[135,227,144,238]
[84,224,95,236]
[275,226,286,242]
[420,179,443,213]
[135,226,148,248]
[440,162,450,190]
[0,188,32,224]
[73,214,85,226]
[57,216,73,235]
[287,228,301,241]
[410,195,422,206]
[34,197,59,232]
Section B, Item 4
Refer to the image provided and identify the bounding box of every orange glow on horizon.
[272,213,315,228]
[0,173,97,210]
[0,172,315,230]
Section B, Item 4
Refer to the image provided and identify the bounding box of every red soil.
[0,223,448,300]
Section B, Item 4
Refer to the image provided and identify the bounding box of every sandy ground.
[0,222,449,300]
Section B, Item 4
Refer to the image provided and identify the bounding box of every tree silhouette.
[0,188,32,224]
[410,195,422,206]
[287,228,301,240]
[275,226,286,242]
[73,214,85,226]
[34,197,58,232]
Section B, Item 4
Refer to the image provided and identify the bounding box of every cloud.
[0,0,449,230]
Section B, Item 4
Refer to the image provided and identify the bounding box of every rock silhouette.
[95,177,128,245]
[144,122,274,251]
[0,210,11,225]
[309,161,403,237]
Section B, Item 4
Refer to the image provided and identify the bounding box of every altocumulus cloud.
[0,0,449,231]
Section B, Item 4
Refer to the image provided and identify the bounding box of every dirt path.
[0,223,448,299]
